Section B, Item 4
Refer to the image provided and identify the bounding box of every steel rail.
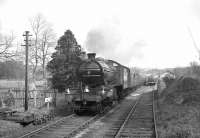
[114,95,141,138]
[18,87,143,138]
[71,100,127,138]
[18,114,75,138]
[153,90,159,138]
[18,113,101,138]
[64,114,99,138]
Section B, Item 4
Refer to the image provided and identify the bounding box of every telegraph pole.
[22,31,32,111]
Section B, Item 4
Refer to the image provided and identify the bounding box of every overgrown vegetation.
[157,104,200,138]
[157,70,200,138]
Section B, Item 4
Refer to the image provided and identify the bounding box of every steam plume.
[85,20,147,65]
[85,24,121,58]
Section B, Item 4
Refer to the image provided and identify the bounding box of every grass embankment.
[157,77,200,138]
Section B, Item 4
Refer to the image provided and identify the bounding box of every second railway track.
[115,90,157,138]
[18,114,98,138]
[73,86,157,138]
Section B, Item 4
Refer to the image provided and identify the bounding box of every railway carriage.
[67,53,134,114]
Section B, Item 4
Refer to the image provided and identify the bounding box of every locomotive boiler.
[69,53,132,114]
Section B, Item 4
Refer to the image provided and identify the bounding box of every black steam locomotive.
[66,53,135,114]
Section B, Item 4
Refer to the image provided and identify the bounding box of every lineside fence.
[12,89,57,109]
[0,88,69,111]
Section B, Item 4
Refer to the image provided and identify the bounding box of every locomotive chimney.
[87,53,96,60]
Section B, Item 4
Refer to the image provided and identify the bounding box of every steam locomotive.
[66,53,135,114]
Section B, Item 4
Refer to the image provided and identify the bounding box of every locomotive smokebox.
[87,53,96,60]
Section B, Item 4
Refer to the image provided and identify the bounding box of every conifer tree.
[47,30,82,92]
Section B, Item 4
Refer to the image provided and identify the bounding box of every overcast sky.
[0,0,200,69]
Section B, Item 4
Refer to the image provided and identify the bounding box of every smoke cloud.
[192,0,200,19]
[85,20,147,66]
[117,40,146,62]
[85,23,121,58]
[0,0,5,5]
[130,40,146,59]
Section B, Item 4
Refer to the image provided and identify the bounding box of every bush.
[162,77,175,88]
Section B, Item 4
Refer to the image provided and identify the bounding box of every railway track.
[18,114,98,138]
[18,86,157,138]
[114,91,157,138]
[73,86,157,138]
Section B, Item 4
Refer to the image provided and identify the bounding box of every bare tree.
[29,14,45,79]
[39,26,56,78]
[187,26,200,60]
[29,14,56,79]
[0,32,16,60]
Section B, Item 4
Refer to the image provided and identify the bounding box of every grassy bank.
[157,77,200,138]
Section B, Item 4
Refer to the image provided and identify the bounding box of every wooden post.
[47,102,49,110]
[34,91,37,107]
[22,31,32,111]
[54,89,57,107]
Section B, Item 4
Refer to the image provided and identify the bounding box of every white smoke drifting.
[85,21,147,65]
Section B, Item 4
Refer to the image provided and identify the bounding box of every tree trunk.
[42,57,46,79]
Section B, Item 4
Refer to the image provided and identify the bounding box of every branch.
[0,32,15,59]
[187,26,200,56]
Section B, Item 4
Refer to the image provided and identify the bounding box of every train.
[66,53,138,114]
[144,76,156,86]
